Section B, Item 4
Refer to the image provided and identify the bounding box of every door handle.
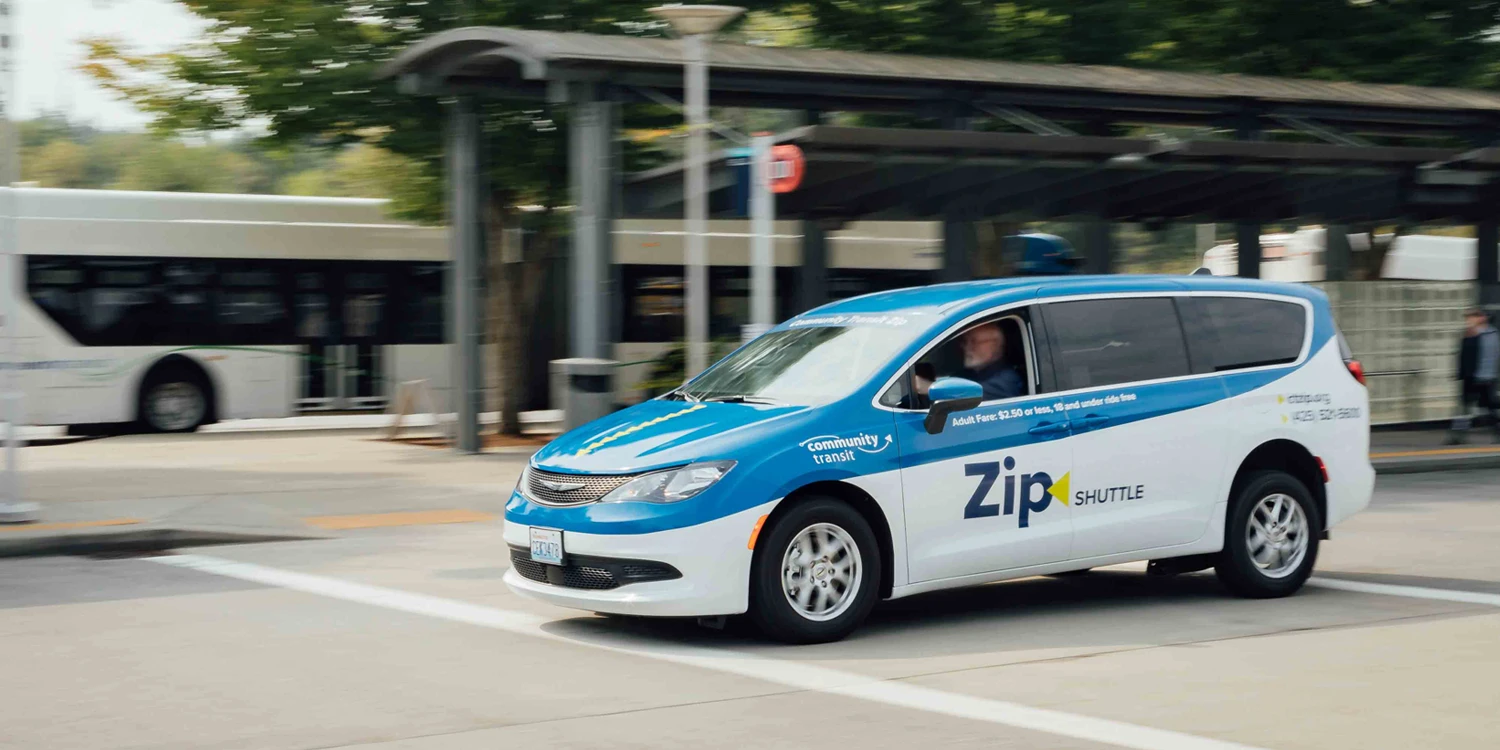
[1077,414,1111,431]
[1028,421,1070,437]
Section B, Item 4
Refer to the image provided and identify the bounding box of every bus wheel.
[139,368,209,433]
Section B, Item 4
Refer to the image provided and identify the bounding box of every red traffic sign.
[768,144,805,194]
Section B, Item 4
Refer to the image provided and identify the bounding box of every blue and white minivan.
[505,276,1374,643]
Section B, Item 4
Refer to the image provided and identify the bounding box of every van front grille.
[525,468,637,506]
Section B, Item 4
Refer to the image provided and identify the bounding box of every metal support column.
[798,219,828,313]
[1477,219,1499,306]
[1236,221,1263,279]
[683,34,710,378]
[570,88,613,360]
[749,134,775,331]
[1083,219,1114,274]
[447,97,483,453]
[1325,225,1352,282]
[940,213,974,282]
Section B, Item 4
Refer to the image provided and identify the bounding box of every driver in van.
[913,322,1025,402]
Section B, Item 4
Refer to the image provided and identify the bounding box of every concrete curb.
[1373,453,1500,475]
[0,527,321,559]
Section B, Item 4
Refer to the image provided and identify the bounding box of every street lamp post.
[647,5,745,380]
[0,0,34,524]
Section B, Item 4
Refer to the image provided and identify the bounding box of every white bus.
[1204,227,1473,281]
[7,188,449,432]
[3,190,947,431]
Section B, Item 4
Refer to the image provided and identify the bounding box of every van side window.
[1180,296,1306,373]
[884,311,1035,409]
[1044,298,1191,390]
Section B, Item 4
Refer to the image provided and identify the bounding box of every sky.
[15,0,205,129]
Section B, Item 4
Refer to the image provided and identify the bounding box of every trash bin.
[549,358,617,430]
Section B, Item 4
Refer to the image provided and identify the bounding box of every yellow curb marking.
[1371,447,1500,459]
[0,518,142,532]
[305,509,496,530]
[574,403,707,456]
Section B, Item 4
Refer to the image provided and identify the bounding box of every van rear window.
[1180,296,1307,373]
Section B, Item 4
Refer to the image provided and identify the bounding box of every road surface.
[3,465,1498,750]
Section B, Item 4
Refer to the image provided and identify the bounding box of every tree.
[82,0,690,434]
[1128,0,1500,89]
[280,143,435,205]
[24,139,90,188]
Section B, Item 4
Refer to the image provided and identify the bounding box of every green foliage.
[1128,0,1500,88]
[279,143,442,221]
[788,0,1500,88]
[79,0,1500,218]
[80,1,707,223]
[19,114,433,207]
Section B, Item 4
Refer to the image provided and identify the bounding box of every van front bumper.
[501,501,773,618]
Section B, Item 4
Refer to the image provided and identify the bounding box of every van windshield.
[673,325,915,406]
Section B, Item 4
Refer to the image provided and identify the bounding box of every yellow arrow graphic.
[1048,472,1071,506]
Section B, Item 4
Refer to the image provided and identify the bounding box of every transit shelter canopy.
[384,27,1500,131]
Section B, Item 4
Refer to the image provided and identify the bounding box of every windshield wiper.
[702,395,783,405]
[664,390,702,402]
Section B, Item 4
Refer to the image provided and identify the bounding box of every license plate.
[529,527,564,566]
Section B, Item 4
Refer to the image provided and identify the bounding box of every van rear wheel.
[1215,471,1320,598]
[748,498,881,644]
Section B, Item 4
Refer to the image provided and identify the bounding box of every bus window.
[83,258,162,346]
[395,262,445,344]
[219,262,290,344]
[294,270,331,341]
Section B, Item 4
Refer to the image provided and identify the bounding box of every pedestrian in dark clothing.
[1448,307,1500,444]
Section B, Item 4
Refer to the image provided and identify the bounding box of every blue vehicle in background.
[1010,233,1082,275]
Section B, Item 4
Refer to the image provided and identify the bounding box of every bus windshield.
[675,325,916,406]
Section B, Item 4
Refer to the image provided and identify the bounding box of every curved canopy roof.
[382,27,1500,130]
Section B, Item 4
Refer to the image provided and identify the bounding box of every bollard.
[0,392,37,524]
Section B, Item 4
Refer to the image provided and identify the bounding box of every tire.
[748,497,882,644]
[139,366,210,433]
[1214,470,1321,598]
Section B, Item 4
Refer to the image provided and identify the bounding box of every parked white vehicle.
[1204,227,1472,281]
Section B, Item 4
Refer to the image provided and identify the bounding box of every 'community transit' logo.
[963,456,1070,528]
[800,432,893,465]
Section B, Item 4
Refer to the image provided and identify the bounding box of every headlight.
[599,461,736,504]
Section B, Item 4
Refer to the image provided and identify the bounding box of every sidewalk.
[0,424,1493,558]
[0,430,528,557]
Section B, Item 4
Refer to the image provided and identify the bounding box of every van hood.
[531,399,808,474]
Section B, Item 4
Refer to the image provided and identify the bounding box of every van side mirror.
[923,377,984,435]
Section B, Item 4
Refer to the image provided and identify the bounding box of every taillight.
[1346,359,1365,385]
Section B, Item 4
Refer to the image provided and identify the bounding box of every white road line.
[152,553,1264,750]
[1308,577,1500,608]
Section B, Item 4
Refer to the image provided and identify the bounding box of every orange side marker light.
[747,514,769,550]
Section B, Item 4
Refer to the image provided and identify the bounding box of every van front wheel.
[748,498,881,644]
[1215,471,1320,598]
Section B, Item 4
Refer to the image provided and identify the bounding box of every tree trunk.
[973,219,1021,277]
[485,196,553,436]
